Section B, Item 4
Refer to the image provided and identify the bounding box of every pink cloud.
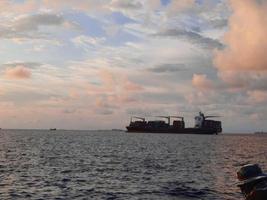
[68,90,80,99]
[97,69,143,93]
[98,69,116,92]
[192,74,213,91]
[247,90,267,104]
[166,0,194,16]
[213,0,267,96]
[0,0,38,14]
[89,68,143,113]
[146,0,161,10]
[214,0,267,72]
[5,66,32,79]
[124,81,143,91]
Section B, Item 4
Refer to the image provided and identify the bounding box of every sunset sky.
[0,0,267,132]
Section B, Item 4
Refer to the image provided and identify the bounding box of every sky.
[0,0,267,132]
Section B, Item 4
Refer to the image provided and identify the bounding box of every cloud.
[4,66,32,79]
[215,70,267,92]
[0,13,79,40]
[0,0,38,14]
[247,90,267,104]
[42,0,109,13]
[145,0,161,10]
[72,35,106,50]
[249,111,267,121]
[137,90,184,104]
[148,63,186,73]
[214,0,267,72]
[126,107,166,116]
[0,0,265,131]
[3,62,42,69]
[209,19,228,29]
[154,28,223,49]
[84,68,144,115]
[110,0,143,10]
[192,74,214,91]
[14,13,66,31]
[96,68,143,93]
[123,80,143,91]
[63,108,77,114]
[214,0,267,92]
[165,0,194,16]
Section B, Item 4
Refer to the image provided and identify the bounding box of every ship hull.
[126,127,220,135]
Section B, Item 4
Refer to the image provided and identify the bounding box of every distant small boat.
[50,128,57,131]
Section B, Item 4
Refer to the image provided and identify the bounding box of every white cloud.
[72,35,106,51]
[0,13,80,41]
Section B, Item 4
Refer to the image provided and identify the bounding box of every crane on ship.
[156,116,184,125]
[130,116,145,122]
[170,116,184,121]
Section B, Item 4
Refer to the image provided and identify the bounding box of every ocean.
[0,130,266,200]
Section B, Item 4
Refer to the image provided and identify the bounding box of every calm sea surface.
[0,130,266,200]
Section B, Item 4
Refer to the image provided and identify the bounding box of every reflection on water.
[0,130,266,199]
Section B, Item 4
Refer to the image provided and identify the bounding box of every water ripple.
[0,130,266,199]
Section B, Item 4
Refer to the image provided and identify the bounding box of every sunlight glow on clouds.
[214,0,267,91]
[4,66,32,79]
[0,0,266,132]
[192,74,213,91]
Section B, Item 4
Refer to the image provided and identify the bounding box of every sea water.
[0,130,266,200]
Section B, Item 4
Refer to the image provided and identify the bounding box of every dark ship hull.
[126,127,220,135]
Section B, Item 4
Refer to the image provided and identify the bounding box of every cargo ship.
[126,112,222,135]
